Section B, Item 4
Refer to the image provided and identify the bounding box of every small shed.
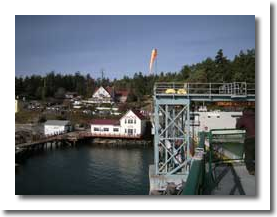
[44,120,72,136]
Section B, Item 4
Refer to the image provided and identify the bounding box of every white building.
[90,86,114,104]
[91,110,147,138]
[151,111,243,136]
[44,120,72,136]
[65,92,77,99]
[190,111,242,135]
[115,90,129,103]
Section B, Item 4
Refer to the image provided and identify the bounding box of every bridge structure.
[149,82,255,194]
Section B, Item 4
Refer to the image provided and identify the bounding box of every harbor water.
[15,142,153,195]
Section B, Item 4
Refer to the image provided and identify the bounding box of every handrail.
[207,128,246,191]
[154,82,255,97]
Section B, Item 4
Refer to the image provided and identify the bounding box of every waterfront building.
[90,110,146,138]
[44,120,72,136]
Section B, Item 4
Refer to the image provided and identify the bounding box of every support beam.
[154,96,190,176]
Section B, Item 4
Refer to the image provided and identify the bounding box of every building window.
[134,119,136,124]
[125,119,127,124]
[128,119,133,124]
[134,129,136,134]
[125,129,127,134]
[128,129,133,135]
[94,127,100,131]
[103,128,109,132]
[113,128,119,132]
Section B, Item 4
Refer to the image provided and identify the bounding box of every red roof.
[132,110,146,120]
[93,86,129,97]
[118,109,146,121]
[116,90,129,97]
[93,86,114,96]
[105,86,114,95]
[90,119,120,125]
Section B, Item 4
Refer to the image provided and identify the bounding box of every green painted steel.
[182,132,205,195]
[152,82,255,193]
[208,128,245,163]
[182,160,204,195]
[207,128,246,192]
[182,129,246,195]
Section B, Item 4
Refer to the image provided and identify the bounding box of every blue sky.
[15,15,255,79]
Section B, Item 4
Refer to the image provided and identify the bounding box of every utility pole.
[42,77,46,101]
[101,68,104,85]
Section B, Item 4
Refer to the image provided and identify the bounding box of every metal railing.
[208,128,246,163]
[207,128,246,191]
[182,129,248,195]
[154,82,255,97]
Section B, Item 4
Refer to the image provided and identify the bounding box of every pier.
[15,130,151,158]
[150,82,255,195]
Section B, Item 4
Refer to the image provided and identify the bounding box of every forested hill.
[15,49,255,101]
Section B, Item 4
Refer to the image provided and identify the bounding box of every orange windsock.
[149,48,158,74]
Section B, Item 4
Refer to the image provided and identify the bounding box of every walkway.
[209,162,255,195]
[154,82,255,101]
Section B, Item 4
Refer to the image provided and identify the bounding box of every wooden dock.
[15,131,91,153]
[15,130,150,157]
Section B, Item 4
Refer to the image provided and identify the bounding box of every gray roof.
[44,120,70,126]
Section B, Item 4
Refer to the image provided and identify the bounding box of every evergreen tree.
[15,49,255,99]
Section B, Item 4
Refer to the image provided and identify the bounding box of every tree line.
[15,49,255,101]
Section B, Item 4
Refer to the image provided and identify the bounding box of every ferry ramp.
[151,82,255,195]
[182,129,255,195]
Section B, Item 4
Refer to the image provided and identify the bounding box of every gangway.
[149,82,255,195]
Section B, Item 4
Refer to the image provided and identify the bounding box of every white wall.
[190,111,242,136]
[91,124,121,135]
[120,110,144,136]
[118,96,127,103]
[91,87,113,103]
[90,110,146,137]
[92,87,111,98]
[44,125,66,135]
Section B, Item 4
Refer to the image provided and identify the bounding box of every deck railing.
[154,82,255,97]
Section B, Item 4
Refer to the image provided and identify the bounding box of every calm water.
[15,142,153,195]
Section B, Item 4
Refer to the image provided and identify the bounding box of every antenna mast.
[101,68,104,85]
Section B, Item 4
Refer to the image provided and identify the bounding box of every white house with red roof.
[88,86,129,104]
[90,110,146,138]
[91,86,114,104]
